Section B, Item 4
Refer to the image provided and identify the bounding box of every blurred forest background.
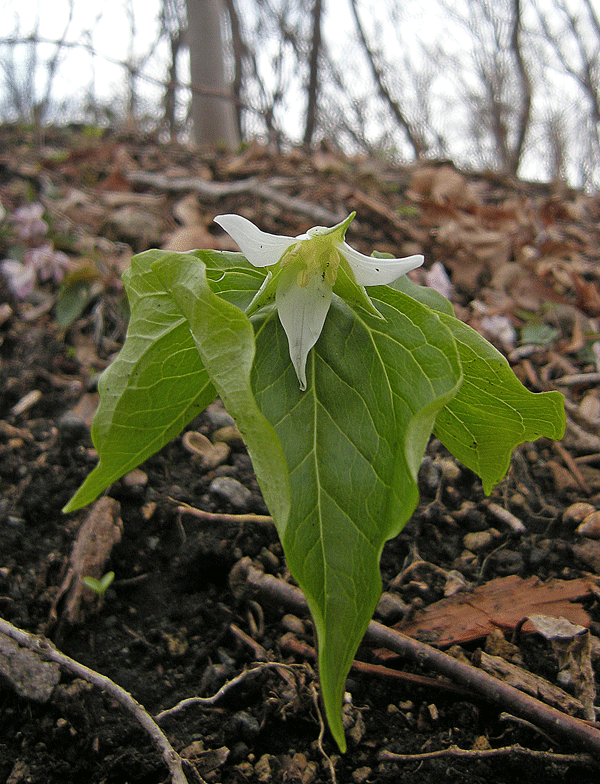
[2,0,600,189]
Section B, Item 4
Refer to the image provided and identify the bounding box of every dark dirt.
[2,128,600,784]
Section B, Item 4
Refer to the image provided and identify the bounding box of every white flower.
[214,213,423,390]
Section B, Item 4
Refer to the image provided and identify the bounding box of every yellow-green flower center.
[280,217,354,290]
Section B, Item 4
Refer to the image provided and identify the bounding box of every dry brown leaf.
[408,164,475,208]
[391,575,594,647]
[162,225,222,252]
[572,272,600,317]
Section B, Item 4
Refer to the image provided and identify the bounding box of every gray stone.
[375,592,408,623]
[463,529,500,553]
[209,476,252,511]
[490,549,525,576]
[205,401,235,429]
[0,632,60,702]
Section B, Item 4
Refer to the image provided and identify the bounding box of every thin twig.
[172,498,274,527]
[155,662,302,722]
[554,372,600,387]
[575,453,600,465]
[485,501,527,534]
[378,743,596,767]
[235,558,600,759]
[0,617,193,784]
[553,440,592,494]
[126,171,345,226]
[280,630,475,699]
[229,621,269,661]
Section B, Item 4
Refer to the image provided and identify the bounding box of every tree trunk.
[186,0,240,149]
[303,0,323,147]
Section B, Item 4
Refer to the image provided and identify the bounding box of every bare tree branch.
[347,0,426,159]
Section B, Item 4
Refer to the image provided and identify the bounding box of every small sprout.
[82,571,115,597]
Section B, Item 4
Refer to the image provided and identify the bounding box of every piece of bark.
[474,650,584,717]
[49,496,122,628]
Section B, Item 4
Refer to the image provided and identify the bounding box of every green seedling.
[64,213,565,751]
[82,571,115,597]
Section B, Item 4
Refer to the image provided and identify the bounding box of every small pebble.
[213,425,245,450]
[573,539,600,573]
[183,430,231,469]
[209,476,252,511]
[352,767,372,783]
[229,711,260,743]
[563,502,596,527]
[375,592,408,623]
[490,548,524,576]
[443,570,469,597]
[453,550,479,576]
[463,529,500,553]
[123,468,148,488]
[204,401,235,429]
[57,412,89,438]
[419,456,441,492]
[281,614,306,635]
[437,457,461,482]
[228,742,250,764]
[257,546,279,572]
[254,753,275,782]
[576,511,600,539]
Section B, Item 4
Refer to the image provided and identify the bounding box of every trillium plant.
[64,212,565,751]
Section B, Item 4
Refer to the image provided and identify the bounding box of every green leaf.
[151,254,291,531]
[433,315,565,493]
[63,249,266,513]
[55,266,102,328]
[64,251,214,512]
[520,322,560,346]
[63,243,565,755]
[388,274,565,493]
[251,288,462,750]
[390,271,455,316]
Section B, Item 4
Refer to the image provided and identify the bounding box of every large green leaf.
[433,315,565,493]
[251,289,462,749]
[392,274,565,492]
[63,250,262,512]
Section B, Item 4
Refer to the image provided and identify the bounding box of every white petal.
[276,265,332,391]
[214,214,297,267]
[340,242,424,286]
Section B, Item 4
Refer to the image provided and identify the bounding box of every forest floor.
[2,125,600,784]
